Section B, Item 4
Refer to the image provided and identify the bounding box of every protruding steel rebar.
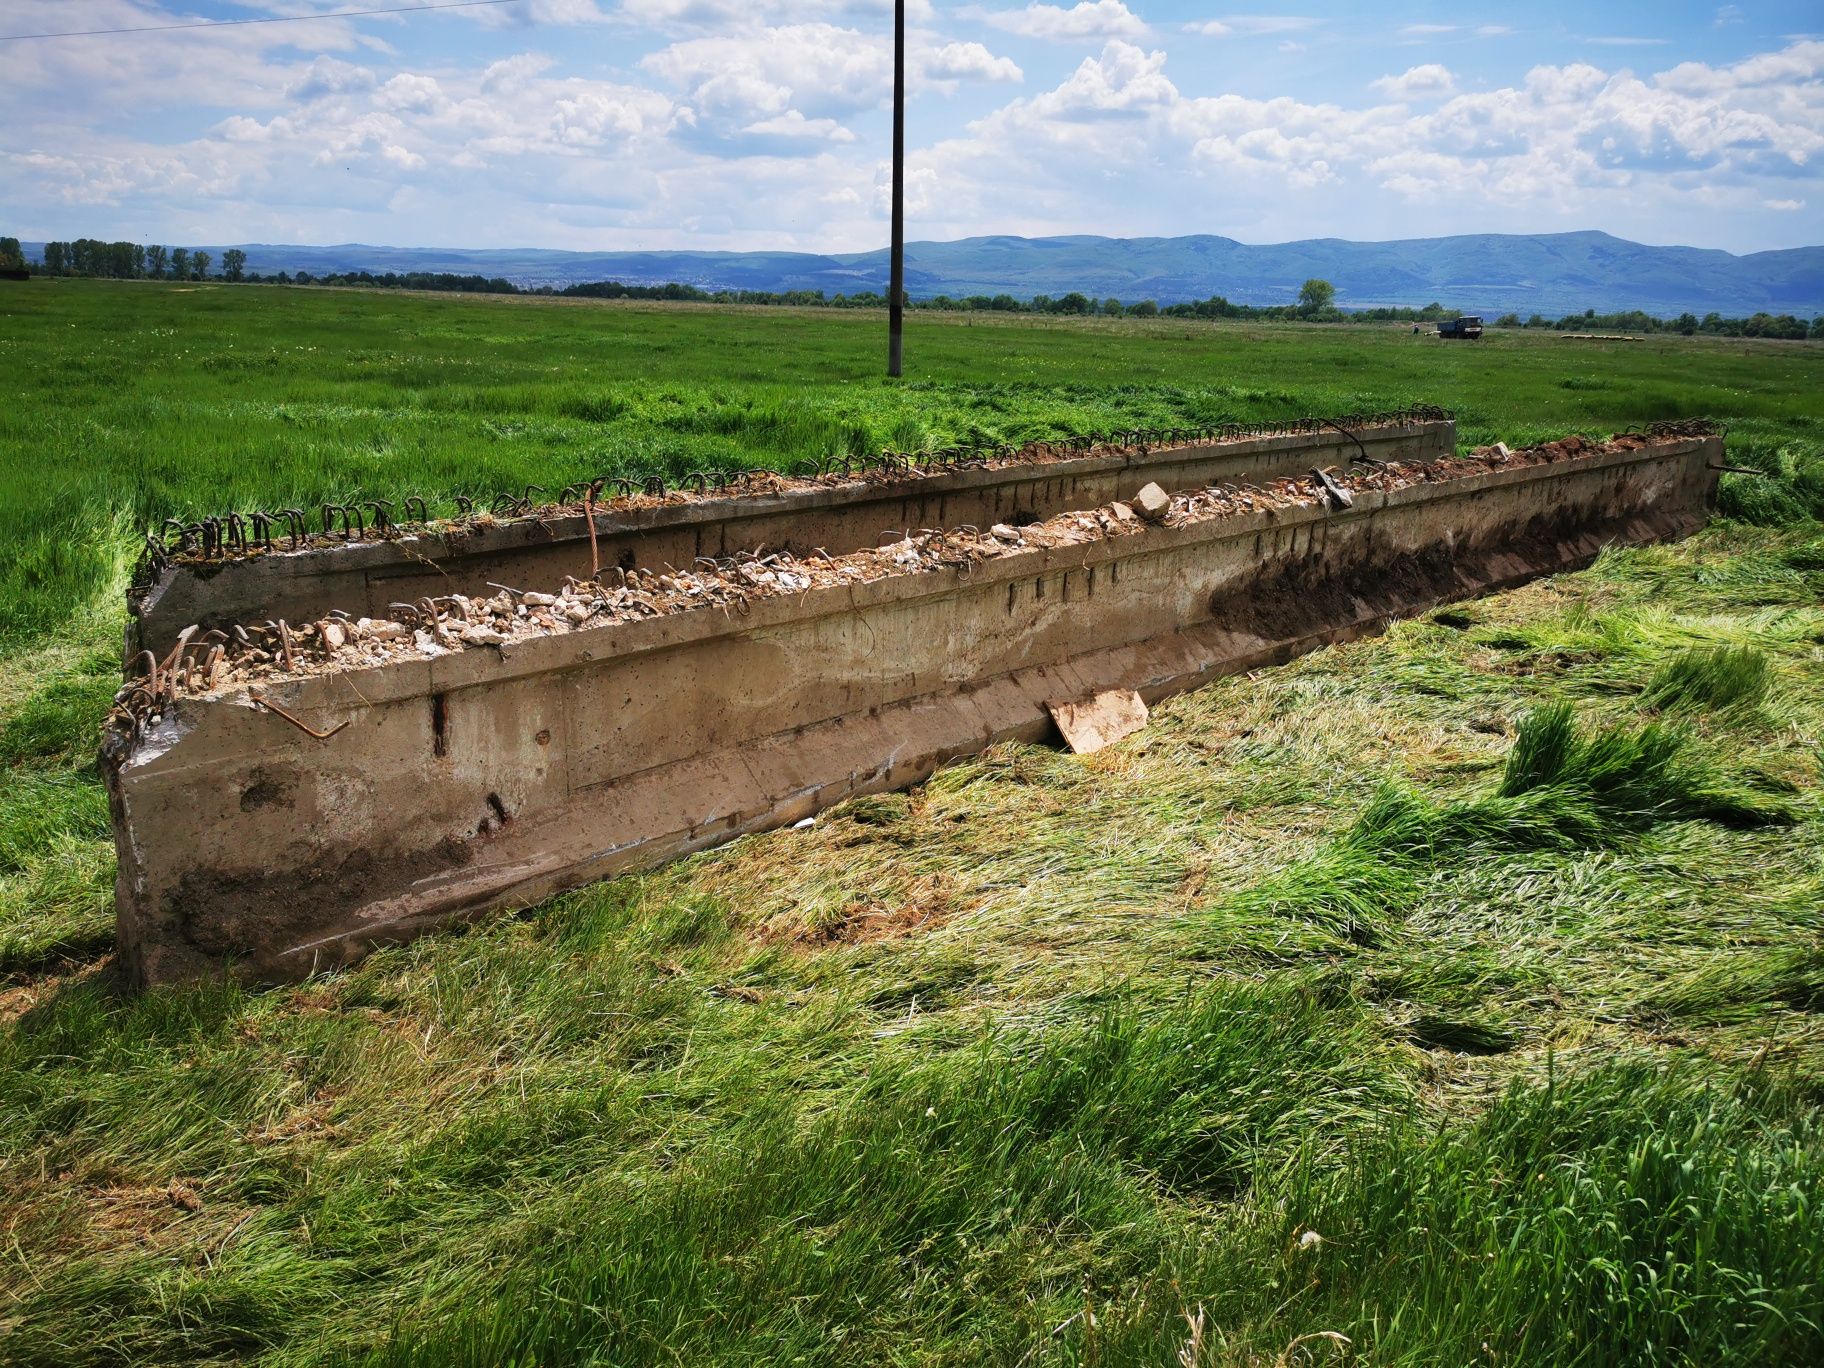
[249,692,350,741]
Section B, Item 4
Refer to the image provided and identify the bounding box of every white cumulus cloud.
[984,2,1147,42]
[1373,64,1457,101]
[923,41,1023,85]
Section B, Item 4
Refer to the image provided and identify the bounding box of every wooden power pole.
[888,0,905,377]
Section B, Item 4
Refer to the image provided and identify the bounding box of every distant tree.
[221,248,245,281]
[1101,298,1123,317]
[1494,312,1521,328]
[1812,317,1824,340]
[1297,278,1336,314]
[1053,292,1092,315]
[191,250,211,280]
[42,241,66,274]
[1743,312,1809,341]
[0,237,22,269]
[147,245,169,279]
[1128,299,1158,318]
[170,247,191,280]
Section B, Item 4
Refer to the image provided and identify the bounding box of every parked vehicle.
[1436,316,1484,340]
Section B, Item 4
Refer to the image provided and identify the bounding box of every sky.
[2,1,1821,255]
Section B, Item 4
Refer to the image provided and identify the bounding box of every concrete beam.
[106,433,1717,987]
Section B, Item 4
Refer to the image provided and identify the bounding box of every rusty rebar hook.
[249,692,350,741]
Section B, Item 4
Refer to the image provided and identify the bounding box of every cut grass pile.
[1206,702,1797,950]
[1641,644,1774,713]
[0,288,1821,1365]
[1717,440,1824,526]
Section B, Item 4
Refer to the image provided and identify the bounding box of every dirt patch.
[0,963,108,1023]
[762,873,964,947]
[0,981,46,1025]
[83,1179,205,1251]
[245,1089,344,1147]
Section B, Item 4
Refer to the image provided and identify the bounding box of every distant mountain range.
[33,230,1824,317]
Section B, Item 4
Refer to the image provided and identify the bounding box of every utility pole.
[887,0,905,377]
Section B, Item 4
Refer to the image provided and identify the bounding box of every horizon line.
[13,228,1823,257]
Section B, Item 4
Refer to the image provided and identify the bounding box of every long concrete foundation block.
[128,420,1455,660]
[108,434,1716,987]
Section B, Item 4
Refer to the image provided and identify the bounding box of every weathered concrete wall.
[107,434,1718,986]
[128,419,1453,659]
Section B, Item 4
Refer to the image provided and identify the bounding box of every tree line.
[1488,307,1817,341]
[5,235,1819,338]
[14,237,248,282]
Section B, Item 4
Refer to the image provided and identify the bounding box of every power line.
[0,0,522,43]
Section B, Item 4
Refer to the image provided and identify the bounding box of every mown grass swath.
[1203,702,1795,950]
[1641,644,1774,713]
[0,282,1820,1365]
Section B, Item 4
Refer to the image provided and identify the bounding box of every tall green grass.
[355,1053,1822,1368]
[352,977,1400,1368]
[1228,1064,1824,1367]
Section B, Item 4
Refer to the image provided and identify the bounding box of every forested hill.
[20,230,1824,317]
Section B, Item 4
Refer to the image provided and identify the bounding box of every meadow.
[1,279,1822,1365]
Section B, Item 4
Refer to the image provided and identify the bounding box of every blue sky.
[2,1,1820,253]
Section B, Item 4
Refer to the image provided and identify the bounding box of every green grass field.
[2,280,1822,1366]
